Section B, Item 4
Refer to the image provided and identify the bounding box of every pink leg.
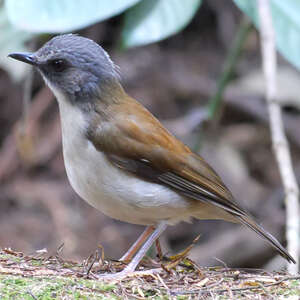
[121,222,167,273]
[120,226,155,262]
[155,239,163,260]
[101,222,168,279]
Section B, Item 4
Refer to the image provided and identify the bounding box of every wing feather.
[86,96,295,263]
[88,97,245,216]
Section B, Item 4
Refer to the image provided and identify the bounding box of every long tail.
[238,214,295,264]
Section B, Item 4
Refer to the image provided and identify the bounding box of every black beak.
[8,52,37,66]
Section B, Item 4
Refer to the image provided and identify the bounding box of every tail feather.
[238,215,295,264]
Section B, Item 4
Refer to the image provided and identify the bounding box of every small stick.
[258,0,299,273]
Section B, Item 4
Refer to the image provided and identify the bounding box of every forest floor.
[1,1,300,270]
[1,3,300,298]
[0,248,299,300]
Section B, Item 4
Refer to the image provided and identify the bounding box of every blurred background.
[1,0,300,270]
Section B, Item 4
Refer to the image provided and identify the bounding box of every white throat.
[46,80,191,226]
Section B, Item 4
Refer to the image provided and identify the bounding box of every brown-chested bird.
[8,34,295,277]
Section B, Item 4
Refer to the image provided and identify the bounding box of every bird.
[8,34,295,278]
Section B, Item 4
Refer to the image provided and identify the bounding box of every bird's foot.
[97,267,163,281]
[162,234,201,272]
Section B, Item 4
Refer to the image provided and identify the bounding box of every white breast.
[56,97,192,225]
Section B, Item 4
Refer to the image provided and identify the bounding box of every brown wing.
[88,96,245,216]
[87,95,295,264]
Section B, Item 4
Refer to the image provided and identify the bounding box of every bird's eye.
[48,59,68,72]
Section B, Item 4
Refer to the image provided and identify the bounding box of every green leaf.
[234,0,300,71]
[5,0,141,33]
[0,6,34,81]
[121,0,202,48]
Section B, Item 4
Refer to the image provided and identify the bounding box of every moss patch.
[0,248,299,299]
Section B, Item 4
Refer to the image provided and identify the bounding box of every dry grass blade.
[1,249,299,299]
[258,0,299,273]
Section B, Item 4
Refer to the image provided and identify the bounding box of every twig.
[26,291,38,300]
[156,273,169,292]
[195,17,252,151]
[258,0,299,273]
[171,275,300,296]
[22,68,33,127]
[85,252,98,278]
[207,17,252,120]
[0,87,53,181]
[16,40,36,166]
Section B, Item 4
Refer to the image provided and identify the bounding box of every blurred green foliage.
[5,0,141,33]
[121,0,202,48]
[2,0,300,81]
[234,0,300,71]
[0,5,33,81]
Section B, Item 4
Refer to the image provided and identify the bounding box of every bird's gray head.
[9,34,120,106]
